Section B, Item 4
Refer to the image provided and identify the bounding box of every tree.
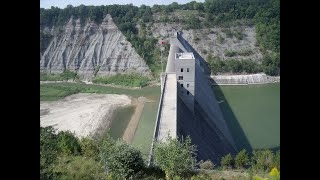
[234,149,249,169]
[221,153,233,169]
[154,135,197,179]
[99,135,144,179]
[80,137,100,160]
[40,127,60,180]
[56,131,81,156]
[251,149,274,172]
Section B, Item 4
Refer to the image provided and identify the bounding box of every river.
[213,83,280,151]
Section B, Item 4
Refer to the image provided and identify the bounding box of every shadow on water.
[210,80,253,153]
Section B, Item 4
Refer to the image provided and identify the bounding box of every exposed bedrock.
[40,14,151,80]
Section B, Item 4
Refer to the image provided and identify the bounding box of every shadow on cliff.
[210,81,253,153]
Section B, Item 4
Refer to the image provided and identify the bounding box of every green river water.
[213,83,280,151]
[108,82,279,158]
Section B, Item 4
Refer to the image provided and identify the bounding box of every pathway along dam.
[149,32,238,166]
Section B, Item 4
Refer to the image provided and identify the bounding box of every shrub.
[57,131,81,156]
[154,135,197,179]
[93,73,150,87]
[52,156,106,180]
[234,149,249,169]
[80,137,99,160]
[40,127,60,180]
[269,167,280,180]
[220,153,233,169]
[199,160,215,170]
[273,150,280,170]
[99,135,144,178]
[251,149,274,172]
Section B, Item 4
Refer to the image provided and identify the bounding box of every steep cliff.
[40,14,151,80]
[149,23,262,62]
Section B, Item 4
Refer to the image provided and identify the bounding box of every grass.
[92,74,150,87]
[40,70,79,81]
[40,83,160,101]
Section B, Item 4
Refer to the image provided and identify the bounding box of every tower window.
[187,68,189,72]
[178,76,183,80]
[181,68,183,72]
[187,84,189,88]
[181,84,183,87]
[187,91,190,95]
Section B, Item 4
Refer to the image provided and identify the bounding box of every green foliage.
[40,32,53,53]
[80,137,100,159]
[273,150,280,171]
[224,49,254,57]
[191,173,211,180]
[40,70,78,81]
[92,73,150,87]
[40,84,82,101]
[53,155,106,180]
[262,52,280,76]
[61,69,78,81]
[234,149,249,169]
[185,15,201,29]
[269,167,280,180]
[99,135,144,178]
[207,54,261,74]
[224,50,237,57]
[40,72,64,81]
[221,153,234,169]
[56,131,81,156]
[251,149,275,172]
[154,135,197,179]
[40,127,60,180]
[199,160,215,170]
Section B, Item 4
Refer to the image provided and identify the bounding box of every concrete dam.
[149,32,237,166]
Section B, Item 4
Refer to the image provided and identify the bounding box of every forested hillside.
[40,0,279,78]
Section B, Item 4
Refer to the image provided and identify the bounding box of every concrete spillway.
[212,73,269,85]
[149,32,237,166]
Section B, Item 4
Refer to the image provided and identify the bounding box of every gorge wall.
[40,14,151,80]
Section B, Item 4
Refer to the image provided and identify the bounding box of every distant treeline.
[40,0,279,76]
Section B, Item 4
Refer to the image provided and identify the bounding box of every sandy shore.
[40,93,131,138]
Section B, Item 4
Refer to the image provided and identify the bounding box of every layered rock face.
[40,14,150,80]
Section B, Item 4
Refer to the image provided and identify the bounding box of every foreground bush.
[234,149,249,169]
[199,160,215,170]
[221,153,234,169]
[99,134,144,178]
[251,149,274,172]
[53,156,106,180]
[154,135,197,179]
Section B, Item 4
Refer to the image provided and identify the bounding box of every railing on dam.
[147,73,168,166]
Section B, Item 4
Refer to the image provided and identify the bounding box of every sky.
[40,0,205,9]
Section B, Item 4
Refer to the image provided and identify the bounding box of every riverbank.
[211,73,280,85]
[40,79,161,89]
[40,93,132,138]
